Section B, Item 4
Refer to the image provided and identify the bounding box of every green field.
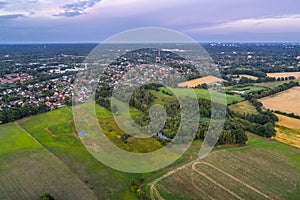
[255,79,300,88]
[150,87,244,105]
[0,123,98,200]
[148,133,300,200]
[1,96,299,199]
[227,80,300,95]
[0,104,203,199]
[14,106,144,200]
[227,85,267,94]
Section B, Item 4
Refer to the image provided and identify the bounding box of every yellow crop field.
[260,87,300,116]
[274,114,300,149]
[267,72,300,79]
[178,76,224,88]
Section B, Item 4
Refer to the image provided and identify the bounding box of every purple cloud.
[55,0,101,17]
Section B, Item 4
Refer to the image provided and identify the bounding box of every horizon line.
[0,41,300,45]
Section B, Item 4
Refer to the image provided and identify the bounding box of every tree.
[38,193,55,200]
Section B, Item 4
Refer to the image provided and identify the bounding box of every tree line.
[244,81,299,99]
[0,103,50,123]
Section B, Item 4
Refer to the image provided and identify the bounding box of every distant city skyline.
[0,0,300,43]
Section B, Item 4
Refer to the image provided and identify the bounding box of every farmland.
[148,133,300,200]
[0,123,98,200]
[0,82,299,199]
[177,76,224,87]
[260,87,300,115]
[267,72,300,79]
[14,106,145,200]
[274,114,300,149]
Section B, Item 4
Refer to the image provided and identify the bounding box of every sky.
[0,0,300,43]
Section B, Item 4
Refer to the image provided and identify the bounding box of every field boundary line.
[193,162,272,200]
[14,122,101,200]
[148,158,197,200]
[191,169,216,200]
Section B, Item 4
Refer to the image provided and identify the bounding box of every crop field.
[177,76,224,87]
[260,87,300,115]
[267,72,300,79]
[229,100,258,115]
[275,114,300,149]
[0,123,98,200]
[149,133,300,200]
[16,106,144,200]
[152,87,244,105]
[0,103,208,200]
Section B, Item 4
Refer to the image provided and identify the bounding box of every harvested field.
[260,87,300,116]
[178,76,224,87]
[267,72,300,79]
[149,135,300,200]
[229,100,258,115]
[274,114,300,149]
[276,113,300,129]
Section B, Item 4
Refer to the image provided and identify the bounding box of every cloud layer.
[0,0,300,42]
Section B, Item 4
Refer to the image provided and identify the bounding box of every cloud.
[188,15,300,34]
[0,14,25,20]
[0,1,8,9]
[55,0,101,17]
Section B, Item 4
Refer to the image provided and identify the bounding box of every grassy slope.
[0,123,98,200]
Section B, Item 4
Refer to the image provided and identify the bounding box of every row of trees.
[244,81,299,99]
[228,69,267,77]
[0,103,50,123]
[274,110,300,120]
